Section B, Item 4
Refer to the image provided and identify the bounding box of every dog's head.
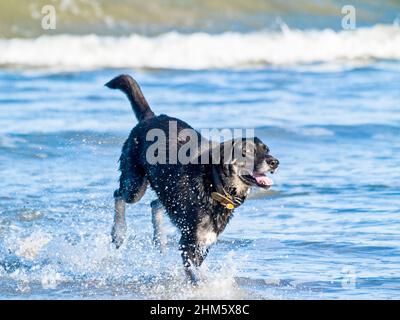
[219,137,279,190]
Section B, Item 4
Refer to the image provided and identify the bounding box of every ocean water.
[1,1,400,300]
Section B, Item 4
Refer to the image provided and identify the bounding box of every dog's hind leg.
[112,180,148,248]
[151,199,167,251]
[112,194,127,249]
[112,153,148,248]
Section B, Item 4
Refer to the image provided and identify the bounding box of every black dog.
[106,75,279,283]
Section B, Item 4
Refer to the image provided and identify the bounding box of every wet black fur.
[106,75,278,281]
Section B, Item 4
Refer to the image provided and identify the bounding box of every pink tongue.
[255,175,273,186]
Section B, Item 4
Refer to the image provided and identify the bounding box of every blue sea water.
[0,61,399,299]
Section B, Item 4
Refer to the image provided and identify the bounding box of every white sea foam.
[1,24,400,70]
[14,231,52,260]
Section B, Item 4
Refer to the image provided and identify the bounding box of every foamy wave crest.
[1,24,400,70]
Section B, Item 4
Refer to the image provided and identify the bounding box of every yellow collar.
[211,191,243,210]
[211,165,243,210]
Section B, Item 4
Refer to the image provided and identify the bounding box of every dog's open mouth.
[240,171,273,189]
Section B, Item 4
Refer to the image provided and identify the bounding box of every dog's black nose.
[267,158,279,169]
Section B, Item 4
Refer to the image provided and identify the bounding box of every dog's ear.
[225,138,250,162]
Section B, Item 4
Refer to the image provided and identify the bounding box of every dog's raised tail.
[105,74,155,121]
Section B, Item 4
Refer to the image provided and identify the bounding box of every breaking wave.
[1,24,400,70]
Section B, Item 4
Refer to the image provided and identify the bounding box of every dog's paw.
[111,223,126,249]
[184,268,201,287]
[189,276,200,287]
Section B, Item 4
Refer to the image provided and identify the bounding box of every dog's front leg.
[111,193,127,249]
[181,248,199,285]
[179,238,209,285]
